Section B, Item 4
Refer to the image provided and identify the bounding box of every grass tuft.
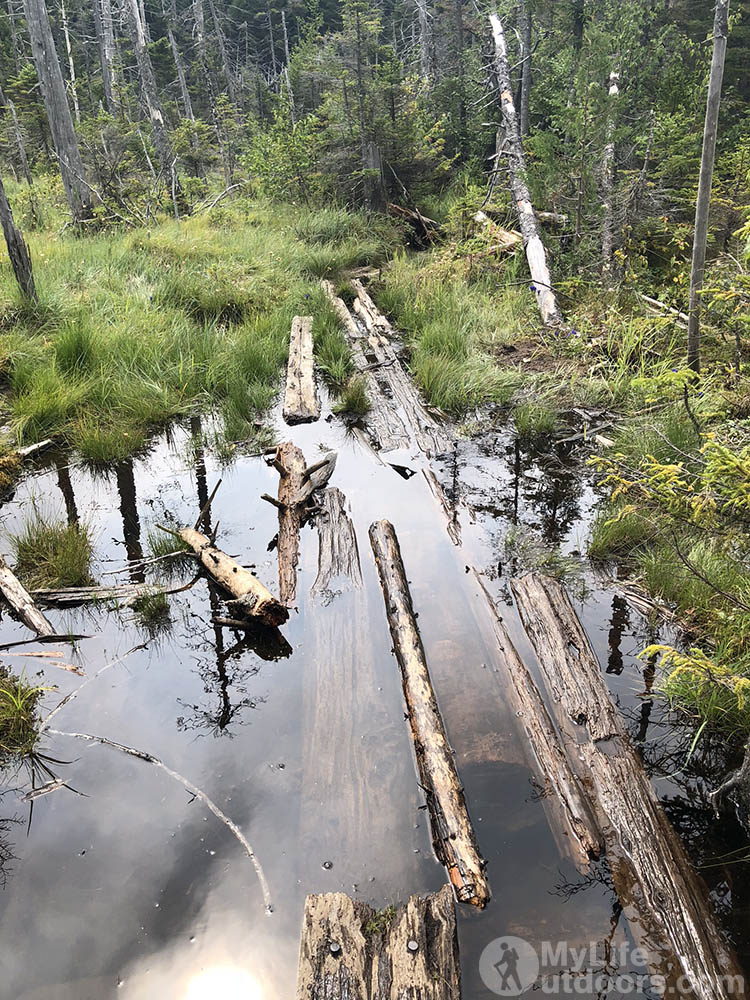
[0,669,43,759]
[333,376,371,417]
[11,513,94,590]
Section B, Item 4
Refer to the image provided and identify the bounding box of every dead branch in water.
[47,727,272,913]
[0,554,55,636]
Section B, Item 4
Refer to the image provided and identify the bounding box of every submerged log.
[264,443,337,605]
[0,554,55,636]
[369,519,489,908]
[511,573,744,1000]
[177,527,288,627]
[474,571,601,869]
[33,582,168,606]
[296,884,460,1000]
[312,487,362,594]
[283,315,320,425]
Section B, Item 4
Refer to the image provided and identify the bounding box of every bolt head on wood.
[407,939,419,954]
[329,941,341,957]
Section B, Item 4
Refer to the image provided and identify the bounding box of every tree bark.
[206,0,238,105]
[177,526,288,626]
[489,13,562,326]
[687,0,730,372]
[0,554,55,636]
[369,519,490,908]
[296,886,460,999]
[22,0,94,224]
[0,171,36,300]
[59,0,80,123]
[415,0,435,83]
[518,0,531,138]
[283,315,320,425]
[167,26,194,120]
[601,68,620,277]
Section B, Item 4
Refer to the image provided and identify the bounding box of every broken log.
[511,572,744,1000]
[312,487,362,594]
[264,443,337,605]
[369,519,489,907]
[33,582,168,607]
[177,527,288,627]
[296,885,460,1000]
[351,278,392,335]
[488,13,563,327]
[473,571,601,869]
[283,315,320,425]
[0,553,55,636]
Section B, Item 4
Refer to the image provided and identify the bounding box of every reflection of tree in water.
[0,789,22,890]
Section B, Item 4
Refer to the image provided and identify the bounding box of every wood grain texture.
[369,519,489,908]
[284,315,320,425]
[0,554,55,636]
[296,885,460,999]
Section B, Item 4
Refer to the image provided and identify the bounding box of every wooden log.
[296,885,460,1000]
[0,554,55,636]
[283,315,320,425]
[473,570,601,869]
[369,519,489,908]
[511,572,744,1000]
[312,488,362,595]
[177,527,288,627]
[33,582,166,607]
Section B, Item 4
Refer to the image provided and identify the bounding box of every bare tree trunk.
[97,0,120,114]
[519,0,531,138]
[126,0,181,202]
[281,10,296,123]
[687,0,730,373]
[22,0,94,224]
[206,0,238,104]
[8,0,22,72]
[453,0,466,138]
[266,1,277,79]
[60,0,81,122]
[601,68,620,278]
[167,26,194,120]
[415,0,435,83]
[489,12,562,326]
[194,0,233,185]
[0,171,36,299]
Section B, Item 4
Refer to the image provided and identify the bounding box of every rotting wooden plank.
[510,573,620,741]
[312,488,362,595]
[0,554,55,636]
[369,519,489,908]
[283,315,320,425]
[511,572,745,1000]
[474,570,601,870]
[296,884,460,1000]
[177,526,288,627]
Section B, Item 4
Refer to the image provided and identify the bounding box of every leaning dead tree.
[0,172,36,300]
[511,573,744,1000]
[283,315,320,425]
[0,555,55,636]
[370,520,489,908]
[22,0,93,224]
[263,444,337,605]
[687,0,730,372]
[176,526,288,626]
[296,885,460,999]
[488,12,562,326]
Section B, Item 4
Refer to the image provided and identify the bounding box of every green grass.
[514,400,559,439]
[0,669,43,759]
[132,590,172,635]
[11,513,94,590]
[333,376,371,417]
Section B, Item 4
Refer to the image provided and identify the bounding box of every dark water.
[0,397,747,1000]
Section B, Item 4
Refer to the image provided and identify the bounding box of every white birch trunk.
[601,68,620,277]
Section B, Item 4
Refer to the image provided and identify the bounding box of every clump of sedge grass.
[11,513,94,590]
[513,400,559,439]
[132,590,172,636]
[0,668,43,759]
[333,376,371,417]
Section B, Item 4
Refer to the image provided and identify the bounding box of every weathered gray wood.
[22,0,93,224]
[33,582,166,607]
[489,13,562,326]
[369,519,489,908]
[0,554,55,636]
[510,573,620,741]
[475,571,601,869]
[687,0,730,371]
[283,315,320,425]
[312,488,362,595]
[296,885,460,999]
[178,526,288,626]
[511,572,744,1000]
[0,171,35,299]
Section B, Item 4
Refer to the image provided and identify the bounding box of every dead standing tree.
[22,0,94,224]
[0,172,36,300]
[488,11,562,326]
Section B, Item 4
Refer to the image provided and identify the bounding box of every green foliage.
[0,669,44,759]
[333,375,370,416]
[11,513,94,590]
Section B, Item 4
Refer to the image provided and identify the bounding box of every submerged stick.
[369,519,489,908]
[47,728,272,914]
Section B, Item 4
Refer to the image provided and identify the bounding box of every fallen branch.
[47,727,272,913]
[0,554,55,636]
[369,519,489,908]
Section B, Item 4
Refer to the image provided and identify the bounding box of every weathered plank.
[312,488,362,595]
[283,315,320,425]
[0,553,55,636]
[296,885,460,999]
[511,572,745,1000]
[369,519,489,908]
[177,526,288,627]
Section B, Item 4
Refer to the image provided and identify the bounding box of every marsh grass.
[333,376,371,417]
[514,400,559,439]
[11,513,94,590]
[132,590,172,635]
[0,669,43,759]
